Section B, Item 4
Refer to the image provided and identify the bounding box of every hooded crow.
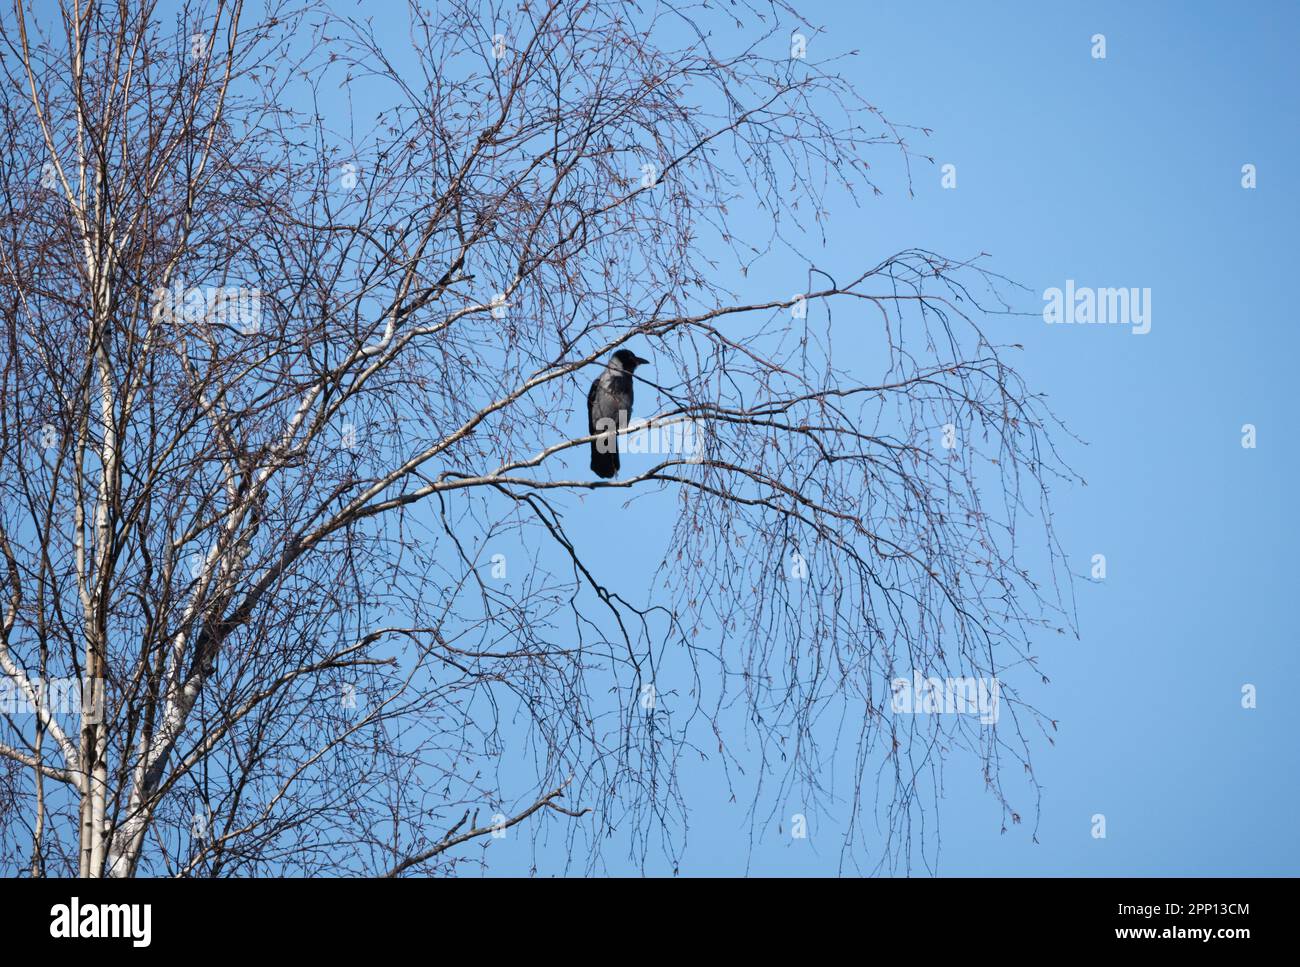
[587,349,650,478]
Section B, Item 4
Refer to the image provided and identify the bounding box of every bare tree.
[0,0,1077,877]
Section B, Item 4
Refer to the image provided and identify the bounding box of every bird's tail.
[590,438,619,478]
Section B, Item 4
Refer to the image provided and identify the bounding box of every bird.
[587,349,650,478]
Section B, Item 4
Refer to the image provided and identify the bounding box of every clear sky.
[444,0,1300,875]
[846,0,1300,877]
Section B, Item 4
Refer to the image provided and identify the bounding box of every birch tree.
[0,0,1077,877]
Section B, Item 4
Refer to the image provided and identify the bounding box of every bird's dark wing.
[587,377,600,435]
[587,373,622,478]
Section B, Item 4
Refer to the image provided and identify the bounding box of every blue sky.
[456,0,1300,875]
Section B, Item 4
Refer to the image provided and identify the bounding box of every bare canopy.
[0,0,1077,876]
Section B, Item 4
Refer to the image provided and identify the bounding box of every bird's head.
[612,349,650,372]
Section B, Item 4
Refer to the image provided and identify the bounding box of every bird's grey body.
[587,349,649,478]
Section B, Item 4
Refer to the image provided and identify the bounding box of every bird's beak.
[633,355,650,367]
